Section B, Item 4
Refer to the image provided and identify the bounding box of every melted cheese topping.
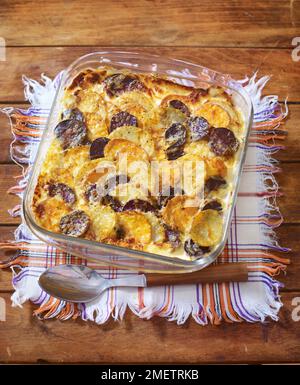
[32,66,245,260]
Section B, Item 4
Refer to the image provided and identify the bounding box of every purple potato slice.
[122,199,156,213]
[109,111,138,133]
[164,224,181,248]
[101,195,123,212]
[184,238,210,257]
[165,143,185,160]
[165,122,187,147]
[60,210,90,237]
[104,73,145,97]
[54,119,87,150]
[89,137,110,160]
[187,116,210,141]
[202,200,223,211]
[61,108,85,122]
[204,176,227,193]
[85,184,100,203]
[47,183,76,205]
[209,127,239,157]
[169,100,190,116]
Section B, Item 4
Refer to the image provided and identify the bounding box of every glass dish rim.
[23,50,254,270]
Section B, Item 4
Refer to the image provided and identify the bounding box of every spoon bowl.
[39,265,146,303]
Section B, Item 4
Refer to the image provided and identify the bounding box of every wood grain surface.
[1,0,299,47]
[0,292,299,364]
[0,0,299,364]
[0,47,300,101]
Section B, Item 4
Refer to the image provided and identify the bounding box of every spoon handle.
[108,274,147,288]
[145,263,249,287]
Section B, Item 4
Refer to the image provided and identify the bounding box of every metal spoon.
[38,264,147,303]
[39,263,249,303]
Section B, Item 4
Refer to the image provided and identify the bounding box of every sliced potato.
[40,140,66,180]
[109,125,155,157]
[175,154,206,196]
[117,211,152,244]
[204,157,227,178]
[127,161,152,192]
[63,146,90,183]
[156,159,183,191]
[61,91,77,110]
[76,89,108,139]
[190,209,223,247]
[85,110,108,139]
[34,197,71,233]
[210,99,239,122]
[159,95,190,126]
[178,152,226,179]
[144,212,165,243]
[145,242,173,257]
[104,138,149,164]
[162,196,199,233]
[85,205,116,241]
[77,89,105,114]
[75,159,116,186]
[110,183,149,204]
[184,141,212,158]
[195,102,231,128]
[109,91,158,128]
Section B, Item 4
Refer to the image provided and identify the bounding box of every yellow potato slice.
[75,159,116,186]
[110,183,149,205]
[85,110,108,139]
[85,205,116,241]
[33,198,71,233]
[179,150,227,179]
[76,88,104,114]
[109,91,158,128]
[145,243,173,257]
[175,154,206,196]
[162,196,199,233]
[76,89,108,139]
[195,102,231,127]
[109,125,155,157]
[127,161,152,193]
[144,212,165,243]
[190,209,223,247]
[104,138,149,164]
[204,157,227,178]
[62,146,91,184]
[210,99,239,123]
[61,91,77,110]
[117,212,152,244]
[39,140,68,181]
[156,160,183,192]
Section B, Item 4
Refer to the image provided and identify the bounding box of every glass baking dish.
[23,51,253,273]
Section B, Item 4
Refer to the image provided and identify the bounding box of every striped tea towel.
[0,71,290,325]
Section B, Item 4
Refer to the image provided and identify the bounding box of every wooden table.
[0,0,300,364]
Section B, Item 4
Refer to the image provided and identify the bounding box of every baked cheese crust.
[32,66,245,260]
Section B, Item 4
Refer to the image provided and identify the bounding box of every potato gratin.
[32,66,245,260]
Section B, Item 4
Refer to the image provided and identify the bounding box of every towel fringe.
[0,71,289,325]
